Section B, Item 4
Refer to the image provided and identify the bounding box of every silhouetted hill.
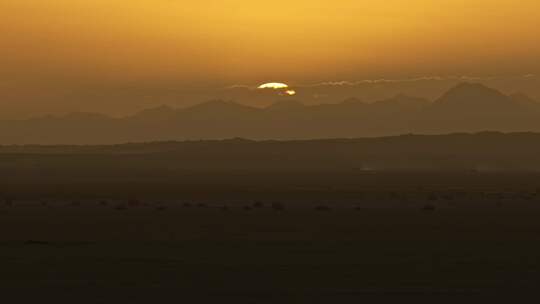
[181,100,261,118]
[2,133,540,174]
[0,83,539,144]
[127,105,177,123]
[509,93,540,110]
[265,100,306,112]
[414,83,540,133]
[432,83,519,112]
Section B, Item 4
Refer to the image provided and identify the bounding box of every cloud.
[297,75,539,87]
[227,75,539,91]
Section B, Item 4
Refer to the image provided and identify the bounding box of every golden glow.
[285,90,297,96]
[258,83,296,96]
[258,83,289,89]
[0,0,539,117]
[1,0,539,85]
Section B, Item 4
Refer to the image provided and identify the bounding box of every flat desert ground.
[1,171,540,302]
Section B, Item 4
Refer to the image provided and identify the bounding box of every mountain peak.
[182,100,260,118]
[382,94,428,104]
[266,100,305,111]
[433,82,518,112]
[451,82,491,90]
[441,82,504,99]
[135,104,176,115]
[41,112,112,121]
[188,100,248,109]
[128,104,177,122]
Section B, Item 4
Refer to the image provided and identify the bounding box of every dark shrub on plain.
[4,198,13,207]
[271,202,285,211]
[423,204,436,212]
[128,199,141,207]
[115,204,128,211]
[315,205,332,212]
[155,205,167,211]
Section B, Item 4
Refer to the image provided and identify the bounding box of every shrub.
[155,205,167,211]
[114,204,128,211]
[128,199,141,207]
[315,205,332,212]
[271,202,285,211]
[5,198,13,207]
[423,204,436,212]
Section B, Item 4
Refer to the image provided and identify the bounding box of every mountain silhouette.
[414,82,540,133]
[265,100,306,112]
[431,82,524,114]
[181,100,261,118]
[509,93,540,111]
[0,83,538,144]
[128,105,177,123]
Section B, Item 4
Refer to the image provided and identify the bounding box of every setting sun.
[1,1,540,300]
[258,83,289,89]
[285,90,296,96]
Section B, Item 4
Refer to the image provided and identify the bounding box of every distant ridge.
[265,100,306,111]
[3,132,540,173]
[415,83,540,133]
[431,82,527,113]
[0,83,538,144]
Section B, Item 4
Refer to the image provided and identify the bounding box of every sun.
[258,82,297,96]
[258,82,289,89]
[285,90,296,96]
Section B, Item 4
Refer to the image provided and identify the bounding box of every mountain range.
[1,82,540,144]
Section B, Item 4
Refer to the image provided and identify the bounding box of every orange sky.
[1,0,540,117]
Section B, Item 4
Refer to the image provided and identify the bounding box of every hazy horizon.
[4,2,540,300]
[2,1,540,118]
[0,76,538,119]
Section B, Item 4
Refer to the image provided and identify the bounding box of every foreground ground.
[1,172,540,302]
